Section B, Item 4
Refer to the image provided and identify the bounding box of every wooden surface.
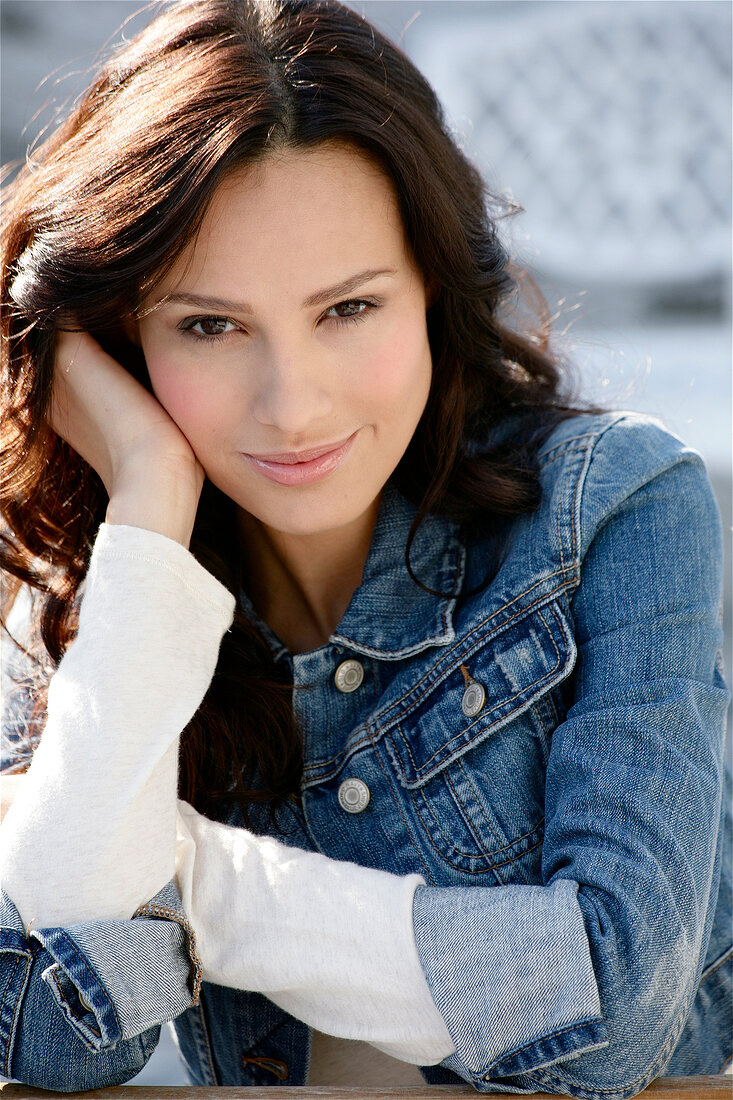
[1,1076,730,1098]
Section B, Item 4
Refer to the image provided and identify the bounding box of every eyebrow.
[155,267,398,314]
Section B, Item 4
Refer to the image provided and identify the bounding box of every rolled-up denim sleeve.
[414,878,607,1080]
[412,419,730,1097]
[0,880,198,1090]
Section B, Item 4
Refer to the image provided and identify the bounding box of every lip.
[242,432,358,486]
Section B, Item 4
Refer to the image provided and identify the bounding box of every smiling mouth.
[247,436,355,464]
[242,432,358,485]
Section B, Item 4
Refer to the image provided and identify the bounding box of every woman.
[1,0,730,1092]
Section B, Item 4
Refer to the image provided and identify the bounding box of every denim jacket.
[1,411,730,1095]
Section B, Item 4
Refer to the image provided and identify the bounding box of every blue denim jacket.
[2,411,730,1095]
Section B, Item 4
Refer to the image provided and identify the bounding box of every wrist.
[106,453,204,547]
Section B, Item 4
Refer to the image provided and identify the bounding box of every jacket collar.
[240,482,465,662]
[332,482,465,659]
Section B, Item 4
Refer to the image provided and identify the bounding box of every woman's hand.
[52,331,204,546]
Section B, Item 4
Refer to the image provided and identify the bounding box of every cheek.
[146,362,230,451]
[357,316,432,408]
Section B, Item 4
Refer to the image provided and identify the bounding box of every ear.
[424,275,439,309]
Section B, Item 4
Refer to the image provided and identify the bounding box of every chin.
[234,484,383,537]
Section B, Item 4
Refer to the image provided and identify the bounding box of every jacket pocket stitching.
[302,597,573,786]
[370,728,437,884]
[451,760,545,878]
[407,781,482,872]
[491,831,544,872]
[411,785,544,873]
[394,603,565,782]
[299,594,572,783]
[429,777,545,856]
[452,759,508,872]
[380,580,573,724]
[420,770,497,863]
[410,777,544,871]
[532,691,560,736]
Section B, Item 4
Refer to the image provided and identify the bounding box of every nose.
[250,340,333,434]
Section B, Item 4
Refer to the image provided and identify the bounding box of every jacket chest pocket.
[381,600,575,884]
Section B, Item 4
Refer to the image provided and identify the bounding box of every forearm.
[175,801,456,1065]
[1,524,234,929]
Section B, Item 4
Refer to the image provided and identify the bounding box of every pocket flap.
[387,600,576,787]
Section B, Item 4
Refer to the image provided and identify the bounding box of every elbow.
[529,927,701,1099]
[529,1009,689,1100]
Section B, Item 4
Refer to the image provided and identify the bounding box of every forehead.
[154,142,410,302]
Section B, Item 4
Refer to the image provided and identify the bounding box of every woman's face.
[136,143,433,538]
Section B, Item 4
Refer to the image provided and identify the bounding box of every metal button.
[334,658,364,693]
[461,681,486,718]
[338,777,371,813]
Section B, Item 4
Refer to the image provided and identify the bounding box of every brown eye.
[193,316,233,336]
[323,299,375,321]
[180,315,238,338]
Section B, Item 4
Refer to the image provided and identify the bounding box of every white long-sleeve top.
[0,523,454,1069]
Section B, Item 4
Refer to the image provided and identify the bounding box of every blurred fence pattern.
[409,2,731,286]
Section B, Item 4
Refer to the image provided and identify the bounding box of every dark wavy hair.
[1,0,579,825]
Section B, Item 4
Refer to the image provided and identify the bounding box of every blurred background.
[1,0,730,1086]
